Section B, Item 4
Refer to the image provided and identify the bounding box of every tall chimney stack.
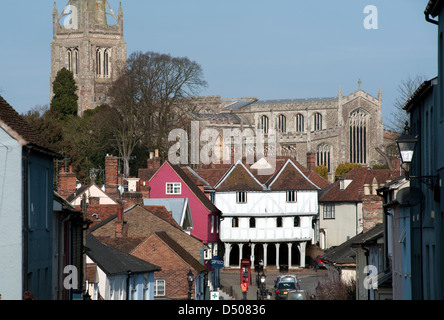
[58,166,77,199]
[307,151,316,171]
[105,155,120,199]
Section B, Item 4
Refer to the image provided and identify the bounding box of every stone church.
[49,1,391,180]
[50,0,127,115]
[192,81,389,181]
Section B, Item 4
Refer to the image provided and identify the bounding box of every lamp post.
[187,270,194,300]
[396,122,439,200]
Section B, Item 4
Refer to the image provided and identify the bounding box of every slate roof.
[86,233,161,276]
[322,223,384,265]
[0,95,60,158]
[193,112,242,124]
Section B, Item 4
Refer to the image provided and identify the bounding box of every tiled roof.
[168,162,221,213]
[91,205,204,262]
[142,205,183,230]
[154,232,207,273]
[0,95,60,157]
[186,157,330,192]
[215,161,265,191]
[267,159,321,191]
[319,167,402,202]
[86,233,161,276]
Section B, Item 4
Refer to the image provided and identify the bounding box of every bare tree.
[108,51,207,177]
[388,74,428,132]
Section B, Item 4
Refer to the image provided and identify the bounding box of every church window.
[249,218,256,228]
[260,115,269,134]
[67,49,72,72]
[295,114,304,132]
[104,49,110,77]
[313,113,323,131]
[96,49,102,76]
[349,109,369,164]
[277,114,286,133]
[276,217,283,228]
[74,49,79,75]
[317,144,332,172]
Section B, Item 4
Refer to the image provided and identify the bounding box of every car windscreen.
[278,282,296,290]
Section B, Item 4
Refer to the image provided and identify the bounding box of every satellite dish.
[396,187,424,207]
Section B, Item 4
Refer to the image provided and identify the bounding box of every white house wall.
[320,202,358,248]
[71,185,117,206]
[0,128,23,300]
[216,191,318,243]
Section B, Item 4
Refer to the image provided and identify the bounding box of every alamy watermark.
[363,265,379,290]
[363,5,378,30]
[168,121,277,175]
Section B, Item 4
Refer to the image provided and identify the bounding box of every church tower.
[50,0,127,115]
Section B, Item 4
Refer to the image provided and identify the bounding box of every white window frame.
[154,279,165,297]
[166,182,181,195]
[286,190,297,203]
[323,203,335,220]
[236,191,247,204]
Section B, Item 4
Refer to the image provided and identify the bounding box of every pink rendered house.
[148,161,221,255]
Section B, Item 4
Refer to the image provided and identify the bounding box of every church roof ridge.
[252,96,339,105]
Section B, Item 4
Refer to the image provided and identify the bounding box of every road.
[219,268,329,300]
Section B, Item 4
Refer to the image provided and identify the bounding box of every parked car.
[274,275,301,289]
[275,281,299,300]
[286,290,309,300]
[314,255,329,270]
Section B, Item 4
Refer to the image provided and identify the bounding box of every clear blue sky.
[0,1,437,127]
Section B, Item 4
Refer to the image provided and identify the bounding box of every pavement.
[219,267,329,300]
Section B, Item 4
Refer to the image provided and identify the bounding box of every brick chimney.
[58,166,77,199]
[122,178,143,210]
[307,151,316,171]
[147,149,162,170]
[140,180,151,199]
[115,205,128,238]
[105,155,120,199]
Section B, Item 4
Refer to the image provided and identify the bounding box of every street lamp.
[396,122,418,169]
[396,122,439,200]
[187,269,194,300]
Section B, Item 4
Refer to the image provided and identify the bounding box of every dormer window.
[236,191,247,204]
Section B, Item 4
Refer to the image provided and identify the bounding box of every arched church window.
[104,49,110,77]
[67,49,72,72]
[295,114,304,132]
[74,49,79,75]
[277,114,286,133]
[96,48,102,76]
[317,144,332,172]
[260,115,269,134]
[349,108,369,164]
[313,113,323,131]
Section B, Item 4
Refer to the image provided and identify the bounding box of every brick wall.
[362,197,383,232]
[132,235,196,300]
[58,166,77,198]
